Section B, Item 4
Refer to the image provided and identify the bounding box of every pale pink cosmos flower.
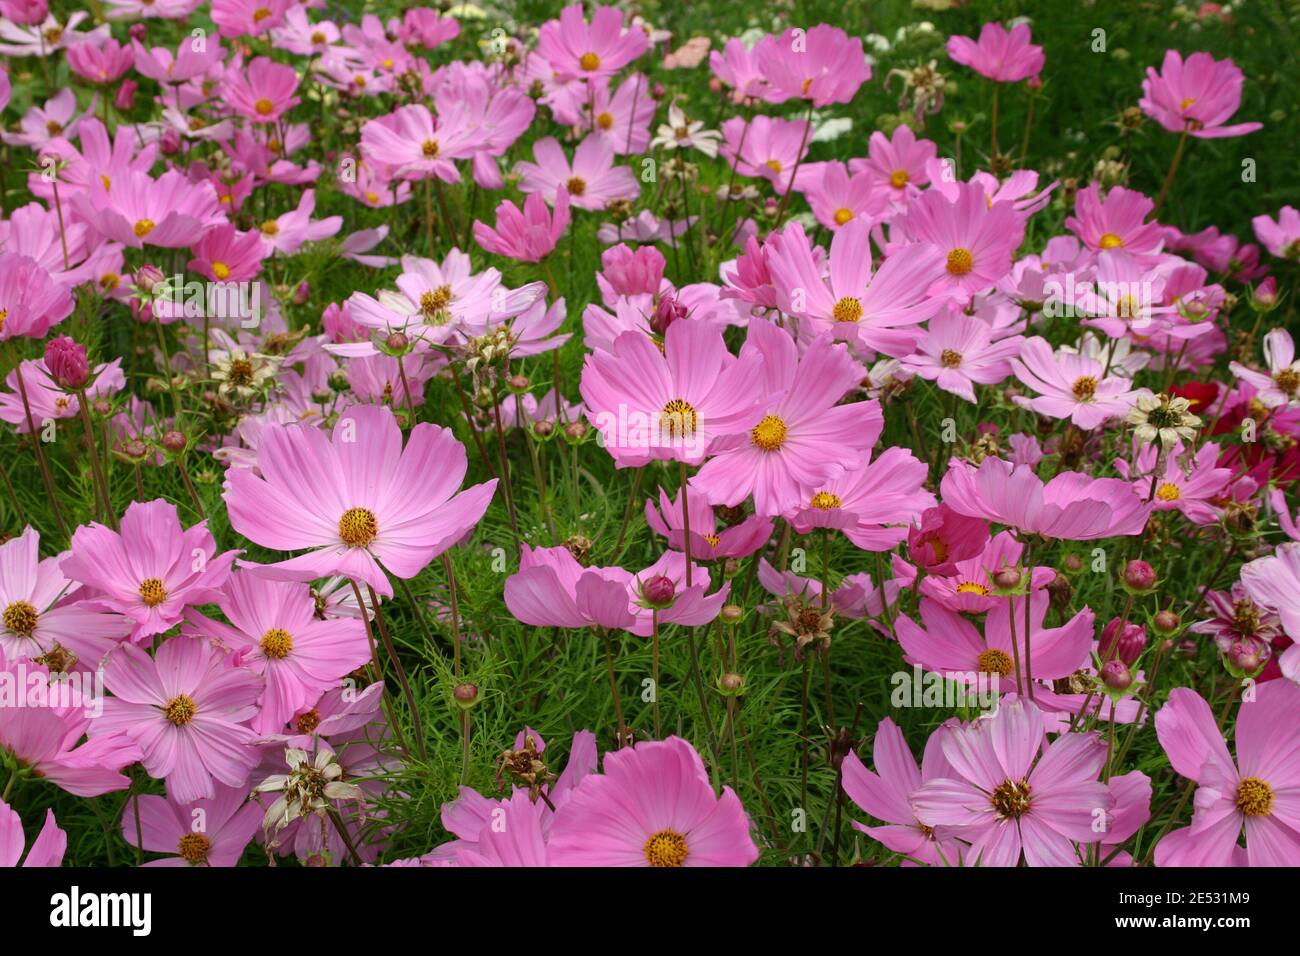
[223,56,300,124]
[0,526,132,670]
[585,73,656,155]
[0,89,89,149]
[645,485,773,561]
[1154,681,1300,865]
[1228,328,1300,408]
[757,558,906,627]
[709,37,769,102]
[1065,183,1165,258]
[946,22,1044,83]
[516,135,639,211]
[850,124,938,206]
[1011,336,1143,430]
[121,783,262,867]
[73,169,224,249]
[225,404,497,598]
[754,24,870,107]
[786,448,935,550]
[627,552,730,636]
[92,637,262,805]
[1139,50,1262,139]
[1240,542,1300,683]
[258,190,342,256]
[767,219,947,356]
[842,717,965,866]
[184,573,370,735]
[474,187,571,263]
[547,735,759,866]
[915,531,1055,615]
[504,544,636,632]
[1251,205,1300,261]
[802,161,889,232]
[0,254,74,341]
[720,115,811,196]
[211,0,292,38]
[902,310,1023,403]
[358,104,479,182]
[104,0,201,18]
[0,11,108,58]
[1115,441,1232,525]
[692,322,880,516]
[536,3,649,81]
[0,801,65,867]
[940,456,1151,539]
[61,499,236,642]
[65,36,133,84]
[269,6,340,55]
[131,34,224,85]
[579,320,767,467]
[913,700,1113,866]
[895,183,1024,301]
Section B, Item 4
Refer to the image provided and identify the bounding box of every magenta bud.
[128,22,146,41]
[114,78,139,111]
[1063,554,1084,572]
[385,331,410,351]
[123,438,148,459]
[44,335,89,390]
[1228,642,1261,674]
[533,419,554,437]
[650,292,688,336]
[1152,610,1181,635]
[507,374,530,391]
[642,574,676,608]
[720,672,744,692]
[292,281,310,306]
[992,567,1022,590]
[1099,618,1146,666]
[1100,659,1133,691]
[135,264,166,295]
[1123,559,1156,592]
[160,128,181,155]
[651,82,666,99]
[160,430,187,453]
[453,682,479,705]
[720,604,743,623]
[563,421,587,441]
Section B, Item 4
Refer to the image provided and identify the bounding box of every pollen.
[946,247,974,276]
[833,208,854,225]
[339,507,379,548]
[751,415,788,451]
[421,139,440,158]
[659,398,699,441]
[295,708,323,735]
[420,285,454,316]
[596,112,614,130]
[101,174,112,191]
[977,648,1013,676]
[579,51,601,72]
[958,582,992,597]
[252,6,272,22]
[1273,368,1300,396]
[644,829,689,867]
[832,296,863,323]
[254,98,275,116]
[311,31,326,44]
[890,169,910,189]
[133,219,156,238]
[212,261,231,280]
[260,220,280,236]
[1099,232,1124,249]
[3,600,38,637]
[765,159,783,174]
[1235,777,1274,817]
[1155,482,1181,501]
[260,628,294,660]
[177,833,211,864]
[703,534,721,548]
[365,191,380,204]
[46,120,63,136]
[163,694,197,726]
[1179,96,1196,111]
[139,578,168,607]
[990,778,1032,818]
[810,491,842,510]
[940,349,963,368]
[565,176,587,197]
[1071,376,1098,400]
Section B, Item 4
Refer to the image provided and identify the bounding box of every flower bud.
[563,421,587,441]
[127,22,146,41]
[452,683,479,708]
[1122,559,1156,592]
[293,281,311,306]
[1227,641,1262,674]
[44,335,90,390]
[1152,609,1181,635]
[720,672,744,693]
[992,567,1021,590]
[1099,618,1146,666]
[161,429,187,453]
[533,419,554,437]
[507,374,530,392]
[122,438,149,460]
[1100,659,1133,691]
[1063,553,1084,573]
[134,264,166,296]
[650,292,687,336]
[641,574,676,608]
[385,331,410,352]
[720,604,743,624]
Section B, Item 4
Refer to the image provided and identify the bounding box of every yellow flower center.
[133,219,156,238]
[365,191,381,204]
[579,52,601,72]
[311,31,326,44]
[1072,376,1098,400]
[3,600,39,637]
[253,7,272,22]
[261,221,280,237]
[1273,368,1300,396]
[1099,232,1124,250]
[1155,482,1181,501]
[296,709,322,734]
[703,534,721,547]
[163,694,196,726]
[101,174,112,191]
[940,349,963,368]
[833,207,854,225]
[810,492,842,510]
[751,415,788,451]
[1179,96,1196,111]
[957,581,991,597]
[643,829,689,867]
[254,98,275,116]
[212,261,230,280]
[420,285,454,317]
[659,399,698,441]
[596,112,614,130]
[765,159,783,174]
[977,648,1014,676]
[832,297,863,323]
[946,248,973,276]
[422,139,440,158]
[991,778,1032,818]
[260,628,294,660]
[889,169,910,189]
[1235,777,1273,817]
[177,833,211,864]
[139,578,168,607]
[338,507,378,548]
[565,176,587,197]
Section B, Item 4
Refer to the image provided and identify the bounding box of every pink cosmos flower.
[785,448,935,549]
[1139,50,1262,139]
[188,223,268,283]
[1240,542,1300,683]
[802,161,888,232]
[597,243,666,303]
[645,485,773,561]
[257,190,342,256]
[627,552,730,636]
[0,526,132,670]
[1154,681,1300,865]
[580,320,767,467]
[1116,441,1231,524]
[896,183,1024,301]
[132,35,224,85]
[400,7,459,49]
[536,3,649,81]
[61,499,236,642]
[916,530,1055,615]
[1229,328,1300,408]
[65,36,133,84]
[223,56,300,124]
[897,596,1094,693]
[0,254,74,341]
[1252,205,1300,260]
[902,310,1022,403]
[940,456,1151,539]
[516,135,638,211]
[358,104,478,182]
[547,735,758,866]
[908,505,991,577]
[1,90,89,149]
[767,219,946,356]
[913,700,1113,866]
[92,637,262,805]
[211,0,291,38]
[104,0,202,18]
[122,784,261,868]
[0,801,64,867]
[73,169,224,249]
[709,37,768,102]
[184,573,370,734]
[851,124,939,205]
[1065,184,1165,258]
[758,559,905,627]
[474,187,571,263]
[692,321,880,516]
[584,74,655,155]
[720,115,811,195]
[0,358,124,432]
[842,717,964,866]
[1011,337,1143,429]
[946,22,1044,83]
[504,544,637,632]
[754,24,870,107]
[225,403,497,598]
